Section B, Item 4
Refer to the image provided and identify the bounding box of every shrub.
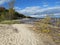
[33,15,51,33]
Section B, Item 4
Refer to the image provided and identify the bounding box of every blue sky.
[15,0,59,8]
[0,0,60,17]
[1,0,60,8]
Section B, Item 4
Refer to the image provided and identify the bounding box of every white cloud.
[54,13,60,15]
[0,0,10,5]
[16,6,41,15]
[30,14,47,18]
[14,7,21,10]
[56,2,60,4]
[15,6,60,17]
[43,4,48,7]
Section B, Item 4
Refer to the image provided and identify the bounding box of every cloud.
[56,2,60,4]
[42,2,48,7]
[14,7,21,10]
[30,14,47,18]
[43,4,48,7]
[0,0,10,5]
[16,6,41,15]
[15,6,60,17]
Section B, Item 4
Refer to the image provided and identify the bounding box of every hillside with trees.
[0,0,32,22]
[0,7,32,21]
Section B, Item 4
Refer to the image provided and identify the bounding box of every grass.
[33,18,60,45]
[0,20,20,24]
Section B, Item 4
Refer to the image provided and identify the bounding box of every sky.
[0,0,60,18]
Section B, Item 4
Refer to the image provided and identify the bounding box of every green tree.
[8,0,15,20]
[0,12,5,21]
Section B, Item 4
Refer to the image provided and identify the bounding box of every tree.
[0,12,6,21]
[8,0,15,20]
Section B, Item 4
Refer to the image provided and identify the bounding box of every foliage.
[33,15,51,33]
[0,0,32,21]
[0,7,32,22]
[0,20,20,24]
[56,19,60,27]
[33,15,60,44]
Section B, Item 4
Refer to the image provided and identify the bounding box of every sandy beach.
[0,24,56,45]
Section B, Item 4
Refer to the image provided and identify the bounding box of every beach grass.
[0,20,20,24]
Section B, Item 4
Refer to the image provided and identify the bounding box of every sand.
[0,24,56,45]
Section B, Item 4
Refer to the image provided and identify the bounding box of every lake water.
[17,18,60,25]
[20,18,40,24]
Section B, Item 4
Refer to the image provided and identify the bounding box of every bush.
[33,15,51,33]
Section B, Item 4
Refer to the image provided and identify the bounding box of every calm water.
[20,18,40,24]
[18,18,60,24]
